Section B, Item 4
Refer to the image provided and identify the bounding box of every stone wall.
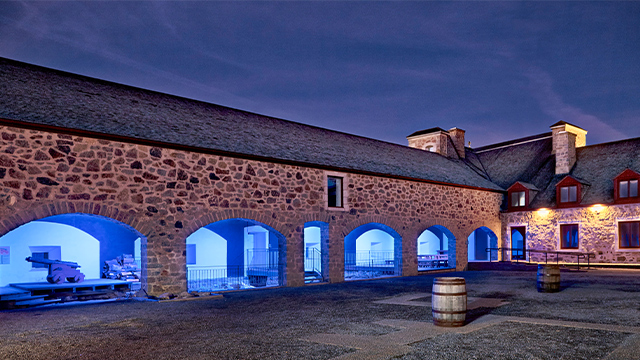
[501,204,640,264]
[0,124,502,294]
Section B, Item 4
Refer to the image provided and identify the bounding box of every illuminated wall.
[501,204,640,263]
[0,222,100,286]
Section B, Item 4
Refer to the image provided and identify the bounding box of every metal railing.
[246,249,279,269]
[305,247,322,274]
[486,247,595,270]
[344,251,397,280]
[344,251,395,268]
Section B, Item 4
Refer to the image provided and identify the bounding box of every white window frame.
[324,171,349,212]
[557,221,582,252]
[615,217,640,252]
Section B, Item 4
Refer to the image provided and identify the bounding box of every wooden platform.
[9,279,132,295]
[1,279,136,309]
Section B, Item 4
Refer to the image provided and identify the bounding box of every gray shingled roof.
[474,130,640,207]
[474,135,553,190]
[531,139,640,207]
[0,57,503,191]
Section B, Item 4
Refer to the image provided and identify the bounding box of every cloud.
[524,66,626,143]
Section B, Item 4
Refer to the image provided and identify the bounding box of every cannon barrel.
[25,256,80,268]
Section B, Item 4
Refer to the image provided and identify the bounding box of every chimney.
[406,127,464,159]
[550,121,587,174]
[448,127,466,159]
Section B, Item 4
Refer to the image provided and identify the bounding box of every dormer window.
[511,191,525,207]
[614,169,640,204]
[560,186,577,203]
[555,176,583,208]
[506,182,538,211]
[619,180,638,198]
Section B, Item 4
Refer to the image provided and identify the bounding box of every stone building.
[0,58,637,296]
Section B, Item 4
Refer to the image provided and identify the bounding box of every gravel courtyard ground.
[2,269,640,360]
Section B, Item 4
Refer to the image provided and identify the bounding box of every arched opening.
[186,218,286,292]
[304,221,329,284]
[467,226,498,262]
[0,213,145,290]
[417,225,456,271]
[344,223,402,280]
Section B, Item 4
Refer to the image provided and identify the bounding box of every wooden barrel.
[432,277,467,327]
[537,264,560,293]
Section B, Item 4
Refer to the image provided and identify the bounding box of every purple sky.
[1,1,639,147]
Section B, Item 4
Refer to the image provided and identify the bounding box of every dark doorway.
[511,226,526,260]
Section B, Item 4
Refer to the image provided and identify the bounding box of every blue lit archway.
[0,213,146,289]
[344,222,402,280]
[468,226,498,262]
[186,218,286,291]
[417,225,456,271]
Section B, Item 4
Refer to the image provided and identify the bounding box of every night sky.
[1,1,639,147]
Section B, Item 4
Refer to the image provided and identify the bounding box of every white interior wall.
[468,231,476,261]
[0,222,100,286]
[186,228,227,268]
[356,229,393,252]
[417,230,441,255]
[304,226,321,272]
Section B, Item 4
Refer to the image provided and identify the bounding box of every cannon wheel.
[67,273,85,283]
[47,273,64,284]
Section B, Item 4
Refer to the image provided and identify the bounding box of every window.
[327,176,343,208]
[0,246,9,264]
[619,180,638,198]
[560,224,579,249]
[186,244,196,265]
[560,186,577,203]
[31,252,49,268]
[511,191,526,207]
[619,221,640,249]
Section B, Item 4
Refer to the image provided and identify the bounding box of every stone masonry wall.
[502,204,640,264]
[0,125,503,294]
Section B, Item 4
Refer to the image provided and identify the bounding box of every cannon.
[25,257,85,284]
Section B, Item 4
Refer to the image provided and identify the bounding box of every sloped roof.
[473,135,554,190]
[407,127,447,138]
[531,138,640,207]
[473,127,640,207]
[0,57,503,192]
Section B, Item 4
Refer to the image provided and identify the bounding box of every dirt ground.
[2,269,640,360]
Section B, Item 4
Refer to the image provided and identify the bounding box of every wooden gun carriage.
[25,257,85,284]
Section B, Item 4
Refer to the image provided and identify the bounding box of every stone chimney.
[406,127,463,159]
[448,127,466,159]
[550,121,587,174]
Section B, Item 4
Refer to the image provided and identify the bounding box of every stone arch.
[0,204,149,290]
[189,209,293,241]
[187,211,290,291]
[304,221,330,283]
[340,215,405,238]
[467,226,499,262]
[416,224,456,271]
[343,221,403,280]
[0,202,149,238]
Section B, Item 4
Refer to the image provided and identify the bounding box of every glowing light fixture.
[537,208,550,216]
[590,204,605,212]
